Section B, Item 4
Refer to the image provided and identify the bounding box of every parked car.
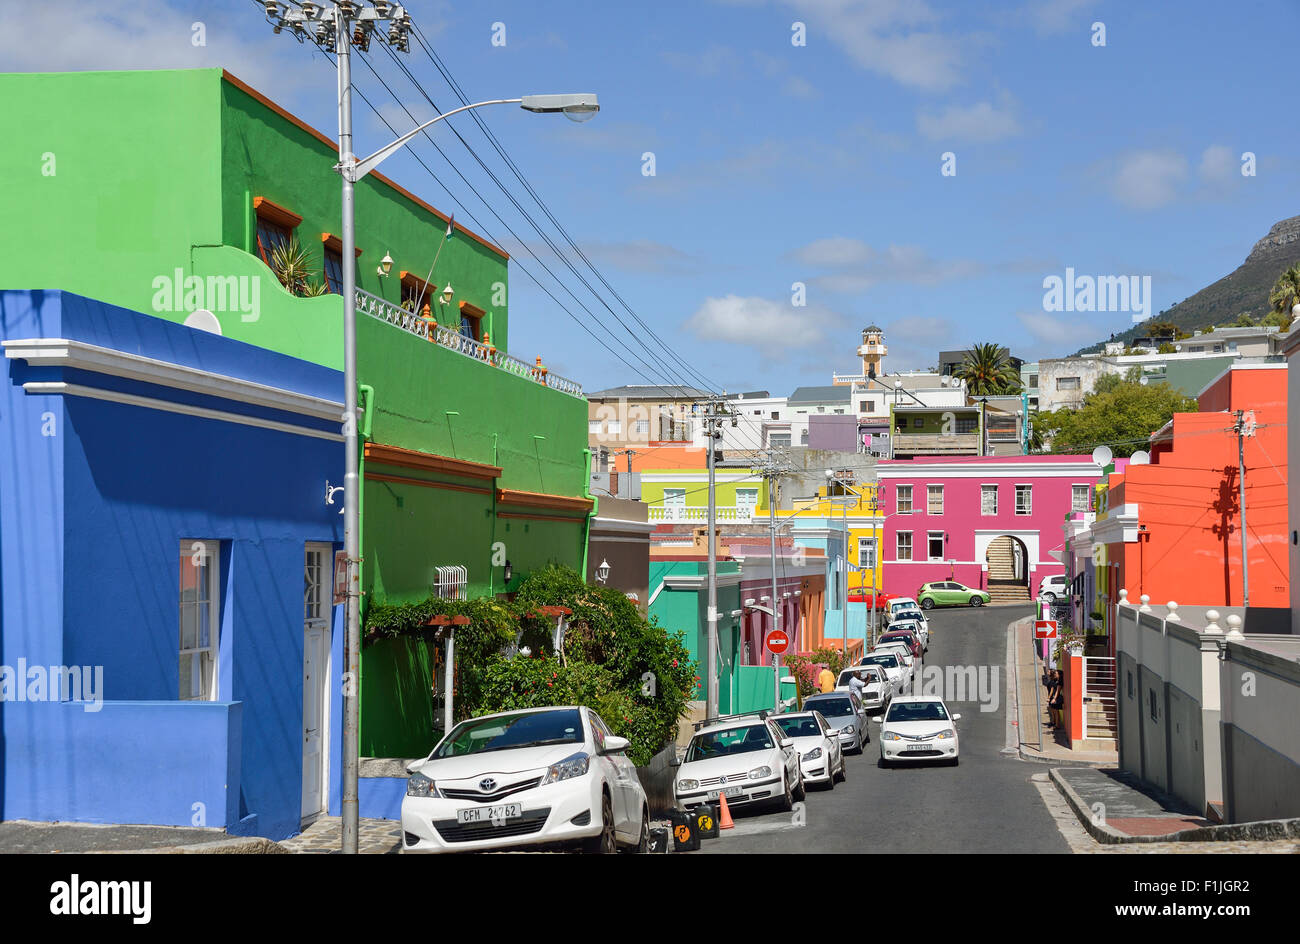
[917,581,991,609]
[888,608,929,648]
[878,628,923,660]
[674,713,805,813]
[801,692,869,753]
[772,711,846,789]
[874,696,961,767]
[401,705,648,854]
[1038,574,1069,603]
[859,651,910,694]
[888,597,921,620]
[871,642,917,689]
[836,664,893,711]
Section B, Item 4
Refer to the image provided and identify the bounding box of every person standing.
[817,666,836,693]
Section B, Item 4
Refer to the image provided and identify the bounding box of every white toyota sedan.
[874,696,961,767]
[401,705,649,854]
[772,710,846,789]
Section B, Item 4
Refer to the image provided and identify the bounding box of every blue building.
[0,290,344,840]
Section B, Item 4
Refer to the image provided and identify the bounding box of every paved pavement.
[0,820,278,854]
[280,816,402,854]
[696,603,1073,854]
[1053,767,1212,837]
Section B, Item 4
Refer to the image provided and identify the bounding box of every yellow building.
[751,481,885,597]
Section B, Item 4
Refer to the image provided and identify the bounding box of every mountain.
[1073,215,1300,354]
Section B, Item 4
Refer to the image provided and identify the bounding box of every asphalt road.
[695,603,1071,854]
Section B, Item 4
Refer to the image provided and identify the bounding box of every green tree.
[1267,262,1300,330]
[1230,311,1257,327]
[1143,319,1178,338]
[953,342,1022,395]
[1038,375,1197,458]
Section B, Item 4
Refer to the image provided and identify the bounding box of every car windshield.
[861,654,898,669]
[805,697,853,717]
[895,610,924,622]
[434,708,584,758]
[839,668,881,685]
[774,716,821,738]
[886,701,950,723]
[687,724,775,761]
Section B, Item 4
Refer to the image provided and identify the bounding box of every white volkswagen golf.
[874,695,961,767]
[673,713,805,812]
[401,705,649,853]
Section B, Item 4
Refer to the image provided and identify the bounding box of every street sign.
[765,629,790,654]
[1034,619,1058,639]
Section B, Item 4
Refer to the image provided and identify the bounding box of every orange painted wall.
[1105,367,1289,607]
[626,445,706,472]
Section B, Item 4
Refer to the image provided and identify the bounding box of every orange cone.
[718,793,735,830]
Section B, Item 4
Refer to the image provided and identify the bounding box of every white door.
[302,544,332,820]
[664,488,686,522]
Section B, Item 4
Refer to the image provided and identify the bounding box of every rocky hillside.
[1074,215,1300,354]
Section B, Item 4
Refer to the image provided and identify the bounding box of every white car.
[1039,574,1069,603]
[874,695,961,767]
[871,642,918,690]
[887,616,928,651]
[888,597,920,621]
[401,705,649,854]
[674,714,805,813]
[836,664,893,711]
[888,609,929,649]
[772,711,846,789]
[858,651,909,695]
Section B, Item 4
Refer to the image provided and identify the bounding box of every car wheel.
[776,774,794,812]
[583,793,617,854]
[793,770,807,802]
[921,598,934,610]
[877,754,890,769]
[970,596,983,607]
[836,756,847,783]
[1043,592,1056,603]
[620,806,649,854]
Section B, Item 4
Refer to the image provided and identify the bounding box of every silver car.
[800,692,869,754]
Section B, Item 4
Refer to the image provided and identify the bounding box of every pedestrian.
[848,670,866,700]
[817,666,835,693]
[1048,670,1064,729]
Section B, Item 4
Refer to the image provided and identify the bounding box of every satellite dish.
[183,308,223,336]
[1091,445,1113,467]
[1130,450,1150,465]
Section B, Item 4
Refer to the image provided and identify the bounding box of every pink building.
[877,455,1105,603]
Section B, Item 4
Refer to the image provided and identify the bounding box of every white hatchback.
[772,711,846,789]
[401,705,649,854]
[874,696,961,767]
[674,714,805,812]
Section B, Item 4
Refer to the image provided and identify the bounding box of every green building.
[3,68,593,756]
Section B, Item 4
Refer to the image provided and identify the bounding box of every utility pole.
[702,399,730,718]
[1233,410,1255,607]
[760,448,785,712]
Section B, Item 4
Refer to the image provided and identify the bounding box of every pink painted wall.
[876,456,1104,599]
[739,576,803,665]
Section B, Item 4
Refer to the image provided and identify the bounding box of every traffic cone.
[718,793,735,830]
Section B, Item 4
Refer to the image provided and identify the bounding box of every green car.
[917,581,990,609]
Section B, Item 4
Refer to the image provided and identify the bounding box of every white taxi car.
[673,713,805,812]
[772,710,846,789]
[401,705,649,854]
[874,695,961,767]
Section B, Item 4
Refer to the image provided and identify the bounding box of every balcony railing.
[649,505,755,524]
[355,288,583,399]
[892,432,980,455]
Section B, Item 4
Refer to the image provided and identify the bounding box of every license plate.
[706,787,743,800]
[457,803,523,824]
[904,743,930,752]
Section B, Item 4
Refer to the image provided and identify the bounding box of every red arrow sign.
[1034,619,1058,639]
[765,629,790,654]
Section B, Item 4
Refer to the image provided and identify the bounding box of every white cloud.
[1023,0,1092,36]
[792,238,983,291]
[783,76,819,99]
[1014,310,1100,358]
[917,99,1021,142]
[1198,144,1236,181]
[1108,150,1189,210]
[684,294,842,357]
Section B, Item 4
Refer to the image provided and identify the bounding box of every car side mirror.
[668,755,681,767]
[779,738,793,749]
[952,714,962,721]
[601,735,631,755]
[405,758,426,774]
[871,716,884,724]
[827,728,840,737]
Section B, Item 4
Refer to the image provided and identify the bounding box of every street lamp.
[264,2,600,856]
[596,558,611,584]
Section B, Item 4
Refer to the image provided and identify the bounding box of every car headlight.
[748,766,771,780]
[934,729,956,740]
[539,751,591,785]
[803,748,823,760]
[840,724,855,735]
[677,778,700,792]
[881,731,903,741]
[406,771,438,798]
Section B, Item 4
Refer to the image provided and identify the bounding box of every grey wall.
[1222,725,1300,823]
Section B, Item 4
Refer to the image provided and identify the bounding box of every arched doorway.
[985,535,1030,603]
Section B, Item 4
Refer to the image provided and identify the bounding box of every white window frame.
[858,536,876,571]
[896,484,913,515]
[927,532,945,561]
[606,420,622,435]
[927,484,944,515]
[981,484,998,516]
[633,419,650,435]
[1015,484,1033,516]
[433,564,468,600]
[896,531,913,561]
[588,420,602,434]
[179,540,221,701]
[1072,484,1090,513]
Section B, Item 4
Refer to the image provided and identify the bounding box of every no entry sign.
[1034,619,1058,639]
[765,629,790,654]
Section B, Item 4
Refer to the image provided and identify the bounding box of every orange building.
[1096,364,1289,610]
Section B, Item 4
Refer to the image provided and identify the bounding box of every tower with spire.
[858,325,887,379]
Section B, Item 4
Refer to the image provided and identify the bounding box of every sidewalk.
[1008,615,1116,766]
[280,816,402,854]
[0,820,283,854]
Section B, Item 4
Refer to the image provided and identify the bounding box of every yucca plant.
[268,235,320,298]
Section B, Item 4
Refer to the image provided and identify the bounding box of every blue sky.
[6,0,1298,395]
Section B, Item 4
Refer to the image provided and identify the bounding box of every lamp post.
[263,0,599,857]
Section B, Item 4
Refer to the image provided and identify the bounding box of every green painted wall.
[361,635,439,758]
[648,561,742,707]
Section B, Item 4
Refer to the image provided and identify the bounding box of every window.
[633,420,650,435]
[896,532,913,561]
[179,540,220,701]
[912,417,924,428]
[800,429,809,445]
[607,420,622,435]
[589,420,603,434]
[433,565,468,600]
[1148,689,1159,722]
[458,301,485,342]
[1028,374,1039,388]
[928,532,945,561]
[858,537,876,570]
[323,247,344,295]
[1056,377,1081,391]
[253,196,301,266]
[400,272,437,316]
[1015,484,1032,515]
[927,485,944,515]
[861,399,875,413]
[735,488,759,509]
[771,412,780,420]
[1127,671,1135,699]
[1188,345,1204,353]
[955,416,978,434]
[769,433,791,447]
[981,485,998,516]
[896,485,913,514]
[1072,485,1090,513]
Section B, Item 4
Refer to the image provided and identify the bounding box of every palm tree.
[1267,262,1300,330]
[953,342,1022,396]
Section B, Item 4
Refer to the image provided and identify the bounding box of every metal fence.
[1081,656,1117,741]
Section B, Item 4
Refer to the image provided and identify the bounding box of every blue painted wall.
[0,290,343,840]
